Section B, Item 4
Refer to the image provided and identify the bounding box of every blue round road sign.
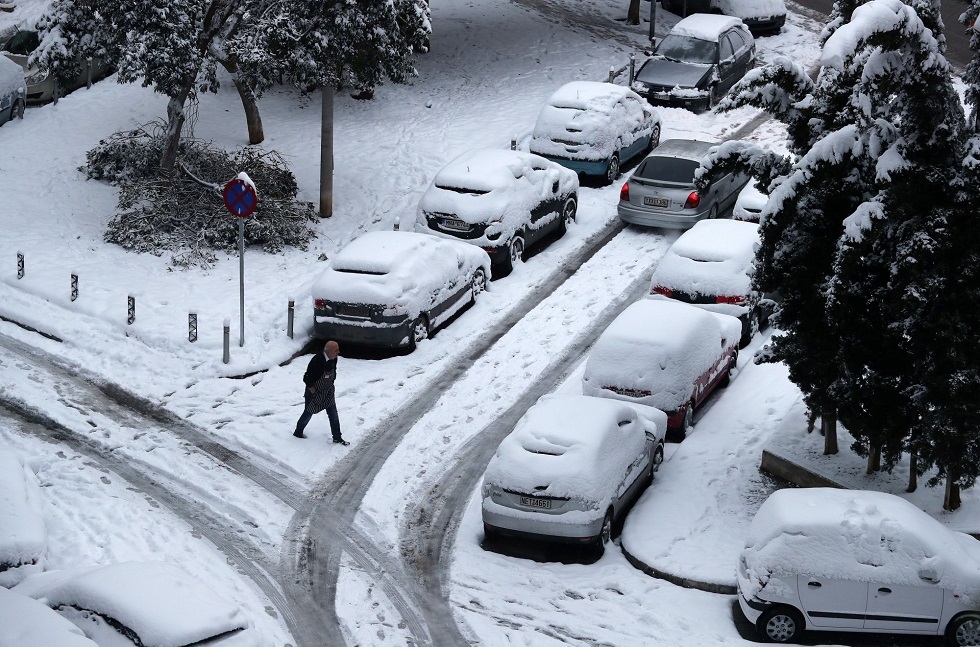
[223,179,258,217]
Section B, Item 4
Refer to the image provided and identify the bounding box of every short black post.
[223,319,230,364]
[17,251,24,279]
[127,295,135,325]
[86,58,93,88]
[287,300,295,339]
[188,312,198,343]
[511,136,517,151]
[71,273,78,302]
[393,216,400,231]
[629,53,636,85]
[608,66,615,83]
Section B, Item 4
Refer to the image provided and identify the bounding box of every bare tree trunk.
[627,0,642,24]
[159,79,196,178]
[822,412,838,455]
[866,445,881,474]
[944,462,961,511]
[220,60,264,145]
[319,87,333,218]
[906,453,917,493]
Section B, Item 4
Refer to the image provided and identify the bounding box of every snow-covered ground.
[2,0,976,645]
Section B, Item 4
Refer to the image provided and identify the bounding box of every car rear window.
[636,157,700,184]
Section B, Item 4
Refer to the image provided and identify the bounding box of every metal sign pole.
[238,218,245,347]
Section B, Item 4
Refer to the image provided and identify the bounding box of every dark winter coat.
[303,353,337,414]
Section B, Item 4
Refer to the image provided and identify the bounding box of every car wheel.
[652,441,665,474]
[682,402,694,436]
[605,154,620,185]
[556,195,577,235]
[708,204,719,220]
[408,315,429,350]
[470,268,487,301]
[720,349,738,387]
[12,99,25,120]
[708,85,719,110]
[647,124,661,152]
[947,613,980,647]
[758,606,804,643]
[739,309,760,348]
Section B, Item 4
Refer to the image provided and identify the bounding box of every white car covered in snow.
[481,394,667,555]
[738,488,980,646]
[14,561,270,647]
[0,55,26,127]
[732,178,767,222]
[582,299,740,441]
[0,587,98,647]
[415,148,579,274]
[529,81,662,185]
[649,219,770,348]
[312,230,491,350]
[0,450,46,587]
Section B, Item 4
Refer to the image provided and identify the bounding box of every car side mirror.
[919,567,940,583]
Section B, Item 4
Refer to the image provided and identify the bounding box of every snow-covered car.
[1,30,113,104]
[732,178,767,222]
[0,55,26,126]
[618,138,750,228]
[738,488,980,646]
[481,394,668,555]
[661,0,787,35]
[649,219,770,348]
[0,587,99,647]
[0,450,47,588]
[581,298,740,441]
[529,81,662,185]
[13,561,270,647]
[415,148,579,274]
[312,230,491,350]
[630,14,756,112]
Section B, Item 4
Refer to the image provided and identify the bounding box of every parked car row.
[0,29,113,104]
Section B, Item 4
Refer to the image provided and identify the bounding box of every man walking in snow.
[294,340,349,445]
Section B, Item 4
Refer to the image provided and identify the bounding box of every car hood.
[636,59,712,89]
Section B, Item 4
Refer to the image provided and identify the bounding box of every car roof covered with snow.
[13,561,267,647]
[582,299,740,412]
[0,587,99,647]
[0,450,46,587]
[650,219,759,297]
[311,230,490,308]
[483,395,665,501]
[671,13,747,40]
[742,488,980,594]
[712,0,785,21]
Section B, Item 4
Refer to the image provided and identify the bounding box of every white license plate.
[644,197,669,207]
[520,496,551,509]
[441,217,469,231]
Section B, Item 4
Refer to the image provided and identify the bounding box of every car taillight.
[684,192,701,209]
[651,285,673,297]
[716,295,746,304]
[620,182,630,201]
[314,299,327,309]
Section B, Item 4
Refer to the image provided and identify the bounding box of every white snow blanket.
[0,450,46,587]
[672,13,745,41]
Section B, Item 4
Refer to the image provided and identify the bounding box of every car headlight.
[26,68,49,85]
[382,304,407,317]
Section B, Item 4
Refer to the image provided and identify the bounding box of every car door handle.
[877,587,892,594]
[807,581,822,588]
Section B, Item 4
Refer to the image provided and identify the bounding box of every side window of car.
[719,34,735,63]
[729,29,748,56]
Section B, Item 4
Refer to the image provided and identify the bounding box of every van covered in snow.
[737,488,980,645]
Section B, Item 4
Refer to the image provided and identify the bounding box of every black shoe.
[293,432,307,439]
[333,438,350,446]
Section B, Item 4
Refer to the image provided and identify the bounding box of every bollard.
[629,53,636,86]
[86,58,93,88]
[393,216,400,231]
[287,300,295,339]
[188,312,198,343]
[223,319,230,364]
[511,136,517,151]
[127,295,135,325]
[71,273,78,302]
[17,251,23,279]
[608,66,616,83]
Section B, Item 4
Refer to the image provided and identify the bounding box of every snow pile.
[0,450,46,587]
[582,299,739,412]
[732,178,766,222]
[740,489,980,603]
[0,587,98,647]
[671,14,745,41]
[14,561,264,647]
[0,55,24,101]
[482,394,655,501]
[529,81,658,161]
[712,0,785,21]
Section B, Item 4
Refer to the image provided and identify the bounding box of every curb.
[621,545,737,595]
[759,447,847,489]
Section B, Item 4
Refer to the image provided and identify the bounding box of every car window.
[654,34,717,65]
[636,156,700,184]
[719,35,735,63]
[3,31,39,55]
[729,29,749,55]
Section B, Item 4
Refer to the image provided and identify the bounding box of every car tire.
[708,85,719,110]
[720,349,738,387]
[605,154,620,185]
[408,315,429,351]
[470,268,487,302]
[682,401,694,436]
[757,606,804,643]
[556,195,577,236]
[739,309,760,348]
[647,124,661,153]
[947,613,980,647]
[592,508,615,557]
[12,99,25,120]
[652,441,665,474]
[501,234,525,274]
[708,204,719,220]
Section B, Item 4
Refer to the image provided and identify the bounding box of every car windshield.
[655,34,716,65]
[636,156,701,184]
[3,31,39,55]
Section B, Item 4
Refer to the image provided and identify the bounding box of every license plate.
[441,217,470,231]
[519,496,551,509]
[644,197,669,207]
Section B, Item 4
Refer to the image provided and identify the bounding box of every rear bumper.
[313,316,412,347]
[482,501,603,543]
[744,14,786,33]
[618,202,709,229]
[644,93,712,113]
[738,587,769,625]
